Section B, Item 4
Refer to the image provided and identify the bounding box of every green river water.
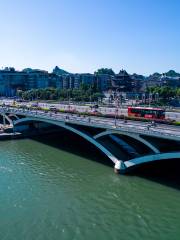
[0,136,180,240]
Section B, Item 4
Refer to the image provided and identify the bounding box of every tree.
[18,86,105,102]
[147,86,180,103]
[94,68,115,75]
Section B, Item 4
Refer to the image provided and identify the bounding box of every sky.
[0,0,180,75]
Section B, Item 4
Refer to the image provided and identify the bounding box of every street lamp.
[149,93,152,107]
[90,84,92,103]
[142,93,146,105]
[114,88,120,126]
[155,93,159,104]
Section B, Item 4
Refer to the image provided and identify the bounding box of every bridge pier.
[114,160,126,174]
[2,114,6,126]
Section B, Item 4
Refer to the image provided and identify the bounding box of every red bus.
[128,107,165,120]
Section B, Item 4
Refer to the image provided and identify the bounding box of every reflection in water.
[0,132,180,240]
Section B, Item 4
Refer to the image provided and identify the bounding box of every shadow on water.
[27,129,180,190]
[30,129,114,168]
[128,159,180,190]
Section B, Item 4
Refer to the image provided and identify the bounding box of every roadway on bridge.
[3,107,180,140]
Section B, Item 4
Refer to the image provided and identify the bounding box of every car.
[31,103,38,107]
[21,105,28,109]
[49,106,57,111]
[93,104,99,108]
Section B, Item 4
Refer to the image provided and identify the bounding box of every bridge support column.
[3,114,6,127]
[114,160,126,174]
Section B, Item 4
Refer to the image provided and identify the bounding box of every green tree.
[94,68,115,75]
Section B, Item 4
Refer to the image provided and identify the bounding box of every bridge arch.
[13,117,125,167]
[8,113,19,120]
[124,152,180,170]
[94,130,160,154]
[0,113,13,125]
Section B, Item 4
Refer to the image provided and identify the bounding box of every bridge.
[0,106,180,173]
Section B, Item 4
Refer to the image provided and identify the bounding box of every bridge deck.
[1,107,179,141]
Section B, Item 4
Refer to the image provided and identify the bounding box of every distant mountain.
[22,68,33,72]
[52,66,69,75]
[148,70,180,79]
[165,70,180,77]
[149,72,161,78]
[131,73,145,80]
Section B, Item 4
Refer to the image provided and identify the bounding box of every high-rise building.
[62,75,70,89]
[48,73,63,89]
[0,68,27,96]
[26,70,49,89]
[78,74,94,86]
[74,74,81,89]
[96,74,111,91]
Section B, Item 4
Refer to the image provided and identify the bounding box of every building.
[62,75,70,89]
[130,74,145,92]
[112,70,133,92]
[96,74,112,91]
[26,70,49,89]
[0,68,62,96]
[69,75,75,89]
[74,74,81,89]
[0,68,27,96]
[48,73,63,89]
[0,66,178,98]
[80,73,95,86]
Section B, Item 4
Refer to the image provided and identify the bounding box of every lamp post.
[135,94,139,106]
[114,88,120,127]
[142,93,145,105]
[149,92,152,107]
[68,89,71,112]
[155,92,159,105]
[90,84,92,104]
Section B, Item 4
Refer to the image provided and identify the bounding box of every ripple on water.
[0,139,180,240]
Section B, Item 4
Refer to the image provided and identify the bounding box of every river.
[0,135,180,240]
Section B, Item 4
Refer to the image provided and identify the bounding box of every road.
[166,111,180,121]
[0,99,180,121]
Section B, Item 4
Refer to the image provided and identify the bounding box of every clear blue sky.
[0,0,179,75]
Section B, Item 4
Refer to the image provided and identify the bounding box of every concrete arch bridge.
[1,107,180,173]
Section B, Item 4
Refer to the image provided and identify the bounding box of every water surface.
[0,138,180,240]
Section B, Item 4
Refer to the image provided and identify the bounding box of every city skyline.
[0,0,180,75]
[1,66,180,77]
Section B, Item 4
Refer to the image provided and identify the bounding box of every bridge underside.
[4,114,180,173]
